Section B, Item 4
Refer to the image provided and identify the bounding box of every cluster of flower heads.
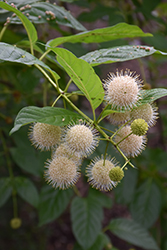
[29,121,101,190]
[28,69,159,192]
[103,69,158,158]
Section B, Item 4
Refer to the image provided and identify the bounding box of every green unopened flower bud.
[109,166,124,182]
[10,218,22,229]
[131,118,148,136]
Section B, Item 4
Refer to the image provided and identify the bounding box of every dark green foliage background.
[0,0,167,250]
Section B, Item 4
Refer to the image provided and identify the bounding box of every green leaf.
[0,42,60,83]
[88,232,110,250]
[140,88,167,104]
[0,2,37,44]
[80,45,167,66]
[88,188,113,209]
[38,185,73,226]
[73,233,111,250]
[7,2,86,31]
[48,23,152,47]
[71,196,103,249]
[109,218,160,250]
[114,167,138,205]
[10,106,83,135]
[10,127,50,176]
[0,42,49,69]
[14,176,39,208]
[51,47,104,111]
[130,179,161,228]
[0,178,12,207]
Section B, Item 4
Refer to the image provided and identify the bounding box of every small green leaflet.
[10,106,83,135]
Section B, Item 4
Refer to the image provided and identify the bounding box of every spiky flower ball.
[131,119,148,136]
[10,218,22,229]
[29,122,62,151]
[52,143,83,166]
[104,69,142,110]
[130,103,158,127]
[108,111,130,125]
[64,122,99,157]
[109,166,124,182]
[86,156,118,191]
[114,126,147,157]
[45,156,80,189]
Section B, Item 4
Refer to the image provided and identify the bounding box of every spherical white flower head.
[86,156,118,191]
[130,103,158,127]
[29,122,62,151]
[45,156,80,189]
[52,143,83,166]
[64,123,99,156]
[114,126,147,157]
[104,69,142,110]
[108,111,130,125]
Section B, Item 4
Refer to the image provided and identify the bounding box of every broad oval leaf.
[5,2,86,31]
[15,176,39,208]
[10,106,83,134]
[38,185,73,226]
[52,47,104,111]
[49,23,152,47]
[71,196,103,249]
[0,2,37,44]
[0,42,60,83]
[109,218,160,250]
[114,167,138,205]
[0,178,12,207]
[130,179,161,228]
[80,45,167,66]
[140,88,167,104]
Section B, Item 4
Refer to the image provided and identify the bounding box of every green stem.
[103,141,109,166]
[63,94,93,123]
[110,118,132,140]
[52,94,62,107]
[39,49,51,61]
[98,125,114,134]
[35,64,60,92]
[64,78,73,92]
[116,132,133,146]
[0,24,8,41]
[96,103,110,123]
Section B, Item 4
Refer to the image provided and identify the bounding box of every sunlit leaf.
[48,23,152,47]
[51,47,104,111]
